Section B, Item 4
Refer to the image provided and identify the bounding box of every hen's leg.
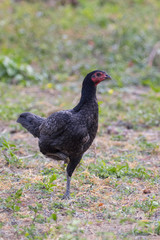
[62,172,71,199]
[62,156,82,199]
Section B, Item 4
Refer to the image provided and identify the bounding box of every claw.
[62,193,70,200]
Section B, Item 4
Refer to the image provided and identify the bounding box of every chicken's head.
[90,70,111,86]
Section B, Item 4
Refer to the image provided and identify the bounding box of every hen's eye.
[97,73,101,77]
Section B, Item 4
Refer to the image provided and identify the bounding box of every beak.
[104,74,112,80]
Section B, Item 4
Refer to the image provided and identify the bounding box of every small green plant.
[28,203,43,223]
[121,206,136,215]
[59,220,84,240]
[137,135,159,153]
[1,139,22,167]
[154,221,160,235]
[96,231,117,240]
[134,197,159,214]
[35,174,57,192]
[0,56,47,85]
[52,202,65,209]
[21,212,57,239]
[0,222,4,229]
[48,213,57,222]
[133,221,153,236]
[111,134,127,141]
[21,204,57,239]
[41,168,59,175]
[22,224,47,240]
[3,188,23,212]
[89,161,151,180]
[120,217,136,224]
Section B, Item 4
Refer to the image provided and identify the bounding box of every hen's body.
[39,101,98,159]
[17,70,111,199]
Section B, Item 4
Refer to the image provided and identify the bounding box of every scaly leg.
[62,172,71,199]
[62,155,82,200]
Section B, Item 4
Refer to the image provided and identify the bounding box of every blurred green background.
[0,0,160,89]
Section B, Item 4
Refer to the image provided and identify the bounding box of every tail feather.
[17,112,45,138]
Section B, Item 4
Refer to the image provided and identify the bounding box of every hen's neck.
[73,81,97,112]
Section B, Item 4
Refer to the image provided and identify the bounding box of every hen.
[17,70,111,199]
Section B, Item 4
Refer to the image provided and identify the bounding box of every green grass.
[1,83,160,129]
[99,90,160,129]
[0,0,160,87]
[88,161,152,179]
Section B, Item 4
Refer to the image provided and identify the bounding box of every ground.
[0,1,160,238]
[0,83,160,240]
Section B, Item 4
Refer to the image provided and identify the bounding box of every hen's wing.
[39,110,90,147]
[39,111,71,137]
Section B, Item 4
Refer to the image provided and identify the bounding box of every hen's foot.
[62,193,70,200]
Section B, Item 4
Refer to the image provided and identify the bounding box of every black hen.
[17,70,111,199]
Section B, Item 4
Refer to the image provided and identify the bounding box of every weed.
[111,134,127,141]
[48,213,57,222]
[0,222,4,229]
[89,161,151,180]
[59,220,84,240]
[0,55,47,85]
[120,217,136,224]
[22,224,48,240]
[133,221,153,236]
[19,204,57,239]
[2,188,23,212]
[41,168,59,175]
[1,138,23,167]
[121,206,136,215]
[28,203,43,223]
[34,174,57,192]
[154,221,160,235]
[52,202,65,209]
[97,231,117,240]
[137,135,159,153]
[134,197,159,214]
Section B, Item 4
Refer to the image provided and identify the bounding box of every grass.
[0,0,160,239]
[0,0,160,87]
